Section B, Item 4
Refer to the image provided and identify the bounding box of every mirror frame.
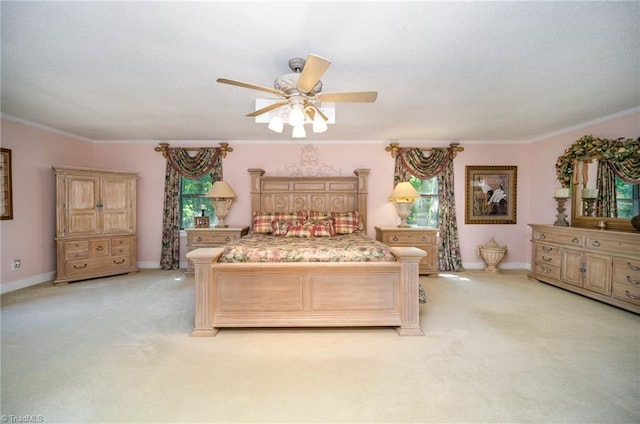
[555,135,639,232]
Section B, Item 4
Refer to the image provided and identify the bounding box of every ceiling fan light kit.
[217,54,377,139]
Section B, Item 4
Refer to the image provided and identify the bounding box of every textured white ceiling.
[1,1,639,143]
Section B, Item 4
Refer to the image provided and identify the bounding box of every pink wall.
[0,119,92,289]
[2,110,638,291]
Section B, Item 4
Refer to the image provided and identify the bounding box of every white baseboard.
[462,261,530,270]
[1,272,56,294]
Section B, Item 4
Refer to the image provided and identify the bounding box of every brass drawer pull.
[628,262,640,272]
[225,237,231,242]
[392,236,399,242]
[572,237,580,245]
[626,276,640,286]
[591,240,600,248]
[542,247,552,253]
[625,290,640,300]
[197,236,203,242]
[539,233,546,240]
[73,264,87,270]
[113,259,126,265]
[541,256,552,263]
[96,246,104,251]
[540,267,551,274]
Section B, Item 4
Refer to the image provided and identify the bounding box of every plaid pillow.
[285,224,313,238]
[271,219,300,236]
[331,211,362,234]
[307,219,336,237]
[251,211,304,234]
[307,210,332,221]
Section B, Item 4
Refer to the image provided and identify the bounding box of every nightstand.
[185,226,249,276]
[375,226,439,274]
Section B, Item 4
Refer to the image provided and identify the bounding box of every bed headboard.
[248,168,370,229]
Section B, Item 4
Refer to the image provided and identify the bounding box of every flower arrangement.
[555,135,640,187]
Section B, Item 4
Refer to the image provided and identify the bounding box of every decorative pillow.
[331,211,362,234]
[251,211,304,234]
[306,210,332,221]
[307,219,336,237]
[285,224,313,238]
[271,219,300,236]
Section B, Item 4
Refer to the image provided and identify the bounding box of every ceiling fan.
[216,54,377,137]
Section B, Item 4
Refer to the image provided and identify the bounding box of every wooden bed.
[186,168,425,337]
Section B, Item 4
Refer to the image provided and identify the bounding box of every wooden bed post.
[390,246,426,336]
[354,168,369,230]
[187,247,224,337]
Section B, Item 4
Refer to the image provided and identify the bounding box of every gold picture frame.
[465,166,517,224]
[0,148,13,220]
[194,216,210,228]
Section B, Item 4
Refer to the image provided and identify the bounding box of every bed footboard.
[187,246,425,337]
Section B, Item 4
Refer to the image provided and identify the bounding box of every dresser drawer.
[533,230,584,247]
[111,237,131,255]
[612,282,640,306]
[613,258,640,285]
[586,236,640,254]
[90,239,110,257]
[533,263,561,280]
[64,240,89,260]
[65,255,133,277]
[534,244,561,267]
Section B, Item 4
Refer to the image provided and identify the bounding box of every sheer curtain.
[160,148,223,270]
[394,147,463,271]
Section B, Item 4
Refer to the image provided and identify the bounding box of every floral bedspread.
[218,231,396,263]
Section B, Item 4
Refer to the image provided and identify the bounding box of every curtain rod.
[154,142,233,158]
[385,142,464,158]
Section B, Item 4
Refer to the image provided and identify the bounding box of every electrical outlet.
[12,259,21,271]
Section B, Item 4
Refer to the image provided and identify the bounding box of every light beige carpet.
[1,269,638,423]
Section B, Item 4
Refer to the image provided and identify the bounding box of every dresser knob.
[572,237,580,244]
[392,236,398,242]
[225,237,231,241]
[591,240,600,248]
[627,262,640,272]
[197,236,203,242]
[626,276,640,286]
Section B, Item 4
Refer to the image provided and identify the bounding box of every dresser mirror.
[555,135,639,232]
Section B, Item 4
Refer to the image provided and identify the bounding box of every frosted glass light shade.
[292,125,306,139]
[288,105,305,127]
[268,115,284,133]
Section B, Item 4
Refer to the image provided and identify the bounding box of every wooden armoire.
[52,166,138,285]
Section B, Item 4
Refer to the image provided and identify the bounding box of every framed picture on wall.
[465,165,517,224]
[0,148,13,220]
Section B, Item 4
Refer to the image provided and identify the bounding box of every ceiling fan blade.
[297,54,332,93]
[217,78,284,97]
[316,91,378,103]
[246,101,288,118]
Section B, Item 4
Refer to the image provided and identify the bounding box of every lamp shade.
[389,182,420,202]
[205,181,237,199]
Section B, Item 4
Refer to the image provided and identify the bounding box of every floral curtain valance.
[394,147,454,184]
[555,135,640,187]
[166,148,221,179]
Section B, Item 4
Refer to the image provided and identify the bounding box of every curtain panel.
[394,147,463,272]
[160,148,223,270]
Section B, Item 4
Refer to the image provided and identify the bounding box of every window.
[406,176,439,227]
[616,178,640,218]
[180,174,216,229]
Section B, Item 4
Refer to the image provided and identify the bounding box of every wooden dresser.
[53,166,138,285]
[185,227,249,276]
[375,226,439,274]
[529,224,640,314]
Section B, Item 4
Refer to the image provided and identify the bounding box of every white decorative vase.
[477,237,508,272]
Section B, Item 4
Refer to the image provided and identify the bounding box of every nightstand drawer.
[380,232,436,245]
[188,232,238,245]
